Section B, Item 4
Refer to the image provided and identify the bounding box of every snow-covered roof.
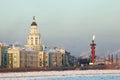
[8,44,37,52]
[44,46,65,53]
[0,42,9,47]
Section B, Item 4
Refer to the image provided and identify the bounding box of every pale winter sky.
[0,0,120,57]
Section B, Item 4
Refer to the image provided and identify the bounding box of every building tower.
[90,35,96,63]
[25,16,43,51]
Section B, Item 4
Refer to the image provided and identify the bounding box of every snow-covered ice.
[0,70,120,80]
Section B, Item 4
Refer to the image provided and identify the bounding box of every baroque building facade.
[25,16,43,51]
[0,17,71,69]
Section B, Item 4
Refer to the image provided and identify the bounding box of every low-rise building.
[26,50,38,68]
[49,51,62,67]
[44,52,49,67]
[38,51,44,67]
[20,48,46,68]
[7,45,20,68]
[20,49,43,68]
[1,43,9,68]
[20,49,27,68]
[61,50,70,67]
[44,47,69,68]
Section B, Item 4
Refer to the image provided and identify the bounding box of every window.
[31,56,33,60]
[40,58,41,61]
[31,37,33,45]
[40,54,42,56]
[30,62,33,64]
[35,37,38,45]
[40,62,42,66]
[14,54,16,58]
[14,61,17,63]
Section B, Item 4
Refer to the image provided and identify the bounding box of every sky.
[0,0,120,57]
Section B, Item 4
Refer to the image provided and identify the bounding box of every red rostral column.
[90,35,96,63]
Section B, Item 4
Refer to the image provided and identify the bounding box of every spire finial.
[31,16,37,26]
[33,16,35,20]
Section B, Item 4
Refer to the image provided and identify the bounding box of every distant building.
[78,58,90,66]
[24,50,38,68]
[21,47,70,68]
[104,54,114,65]
[7,45,20,68]
[25,16,43,51]
[44,51,49,67]
[1,43,9,68]
[20,49,45,68]
[38,51,44,67]
[69,55,77,67]
[20,49,27,68]
[49,50,62,67]
[62,50,70,67]
[95,56,104,65]
[43,47,70,68]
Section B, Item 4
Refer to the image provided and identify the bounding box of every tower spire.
[33,16,35,20]
[31,16,37,26]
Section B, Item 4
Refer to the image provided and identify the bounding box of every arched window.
[35,37,38,45]
[31,37,33,45]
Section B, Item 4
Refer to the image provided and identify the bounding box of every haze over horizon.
[0,0,120,57]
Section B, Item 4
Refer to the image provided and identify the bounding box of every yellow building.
[7,45,20,68]
[0,43,9,68]
[56,52,63,67]
[44,52,49,67]
[38,51,44,67]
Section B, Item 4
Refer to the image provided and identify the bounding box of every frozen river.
[0,70,120,80]
[39,75,120,80]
